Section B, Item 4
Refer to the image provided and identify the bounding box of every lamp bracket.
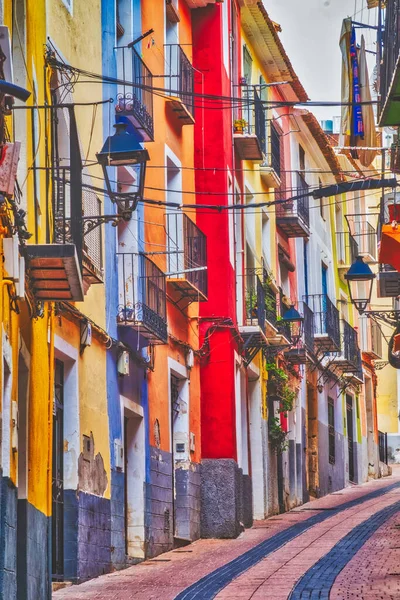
[82,214,122,236]
[363,310,400,327]
[262,345,291,360]
[374,360,389,370]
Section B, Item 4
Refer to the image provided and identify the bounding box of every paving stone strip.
[288,498,400,600]
[175,481,400,600]
[330,510,400,599]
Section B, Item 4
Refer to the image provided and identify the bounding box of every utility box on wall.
[114,440,124,470]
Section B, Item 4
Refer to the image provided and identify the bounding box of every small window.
[318,178,326,220]
[299,144,305,173]
[61,0,73,14]
[328,396,335,464]
[243,45,252,84]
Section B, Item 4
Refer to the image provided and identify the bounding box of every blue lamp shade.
[96,123,150,166]
[96,122,150,218]
[281,305,304,323]
[345,256,375,314]
[344,256,375,282]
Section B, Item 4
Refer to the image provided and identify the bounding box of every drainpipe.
[47,303,55,598]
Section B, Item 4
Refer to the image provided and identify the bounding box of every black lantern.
[345,256,375,314]
[97,122,149,219]
[281,304,304,345]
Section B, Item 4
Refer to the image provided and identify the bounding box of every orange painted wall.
[141,1,201,463]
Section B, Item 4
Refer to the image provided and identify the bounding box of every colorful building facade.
[0,1,390,598]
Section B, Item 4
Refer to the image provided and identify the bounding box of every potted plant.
[269,417,289,453]
[246,288,257,321]
[234,119,247,134]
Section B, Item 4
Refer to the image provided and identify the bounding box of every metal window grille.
[328,396,335,465]
[166,212,207,297]
[164,44,195,116]
[115,46,154,141]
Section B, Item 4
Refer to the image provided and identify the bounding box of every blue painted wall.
[101,0,150,566]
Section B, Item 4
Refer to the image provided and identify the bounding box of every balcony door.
[346,394,355,483]
[166,156,183,277]
[52,360,64,581]
[169,367,189,544]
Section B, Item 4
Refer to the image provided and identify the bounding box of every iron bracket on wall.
[82,214,122,236]
[375,360,389,370]
[364,310,400,327]
[262,344,291,361]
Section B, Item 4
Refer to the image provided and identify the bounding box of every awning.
[379,223,400,272]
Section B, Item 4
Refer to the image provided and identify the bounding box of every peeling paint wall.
[78,432,108,496]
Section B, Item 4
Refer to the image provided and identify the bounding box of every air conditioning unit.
[114,441,124,470]
[11,400,18,452]
[3,236,19,279]
[3,236,25,298]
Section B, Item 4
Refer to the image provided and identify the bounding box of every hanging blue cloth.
[350,26,364,139]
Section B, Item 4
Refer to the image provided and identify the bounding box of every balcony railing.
[341,320,360,368]
[270,123,281,177]
[371,319,383,359]
[378,431,388,464]
[303,301,314,354]
[233,85,266,161]
[278,295,293,343]
[264,281,277,326]
[345,216,377,262]
[380,0,400,122]
[284,300,314,364]
[378,263,400,297]
[245,273,266,331]
[276,172,310,237]
[233,85,266,153]
[115,46,154,141]
[53,168,103,285]
[337,232,358,267]
[166,212,207,300]
[165,44,195,120]
[117,253,168,344]
[305,294,340,350]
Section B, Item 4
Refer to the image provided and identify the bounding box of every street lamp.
[281,304,304,345]
[345,256,375,314]
[96,122,149,219]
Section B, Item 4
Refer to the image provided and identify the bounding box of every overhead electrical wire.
[47,55,379,110]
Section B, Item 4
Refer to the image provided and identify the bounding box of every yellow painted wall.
[377,362,398,433]
[48,0,110,495]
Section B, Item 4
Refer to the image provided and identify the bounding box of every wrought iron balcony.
[379,431,388,464]
[241,273,268,365]
[260,122,281,188]
[370,319,383,359]
[345,216,377,263]
[116,47,154,141]
[276,172,310,238]
[164,44,195,125]
[117,253,168,344]
[378,263,400,297]
[337,232,358,269]
[26,105,90,302]
[166,212,207,301]
[333,320,360,372]
[233,85,266,161]
[285,301,315,365]
[264,280,278,329]
[54,168,104,289]
[380,0,400,125]
[245,274,266,330]
[305,294,340,351]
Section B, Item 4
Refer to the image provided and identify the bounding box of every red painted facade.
[192,3,242,461]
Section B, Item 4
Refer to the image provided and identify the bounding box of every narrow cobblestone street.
[53,469,400,600]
